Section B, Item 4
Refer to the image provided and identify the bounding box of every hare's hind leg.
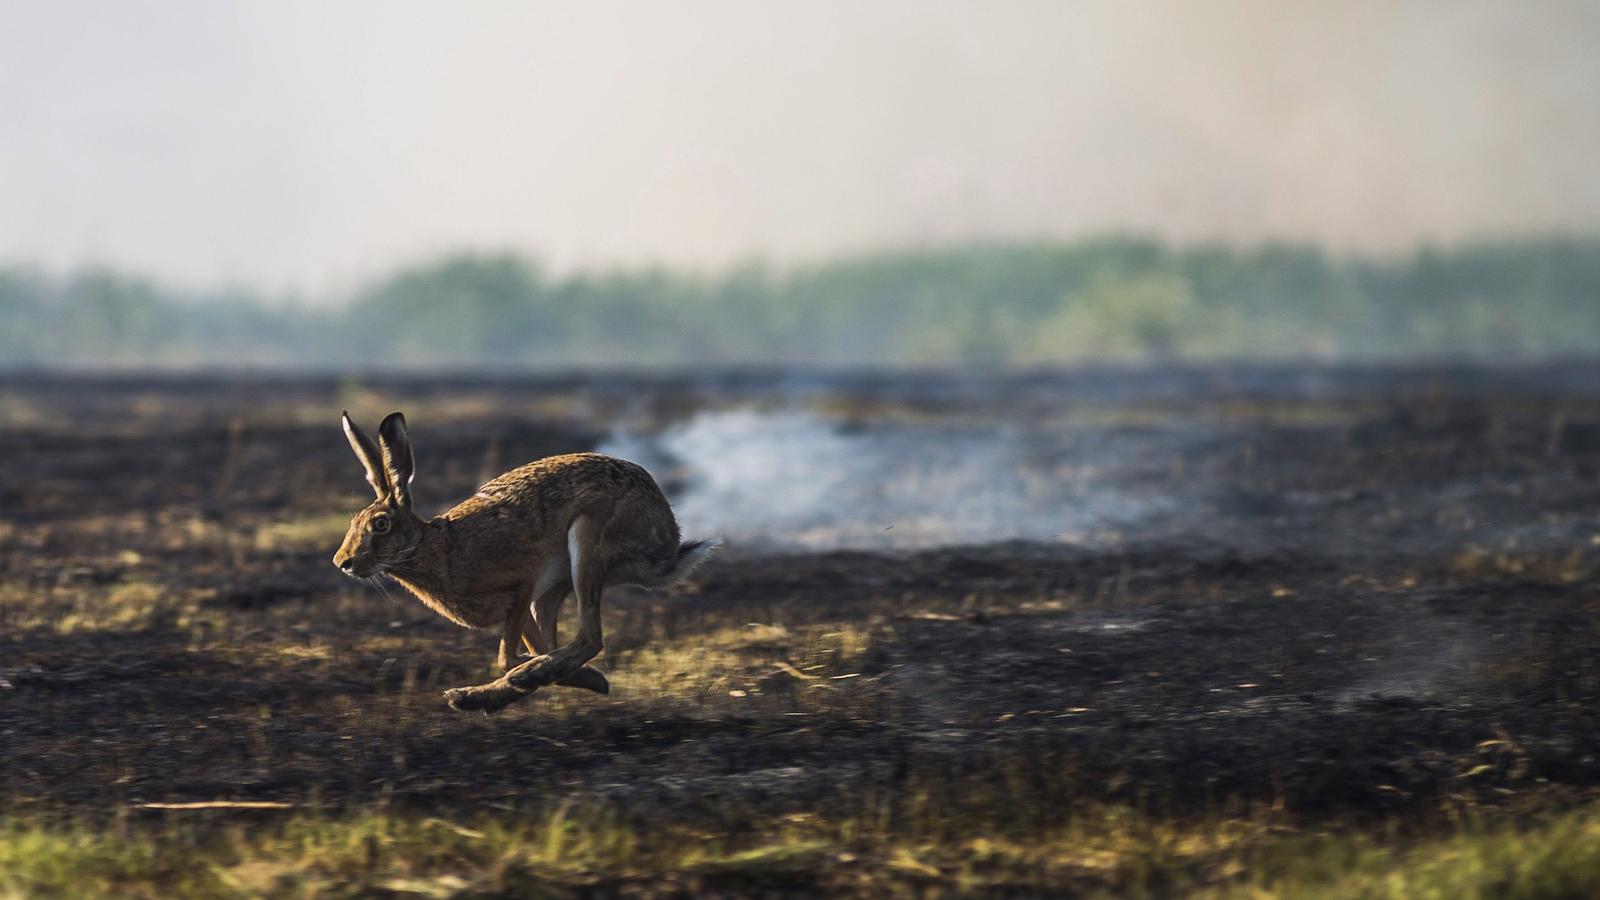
[446,510,612,712]
[526,579,611,694]
[506,511,609,691]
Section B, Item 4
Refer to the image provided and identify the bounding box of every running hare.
[333,411,718,713]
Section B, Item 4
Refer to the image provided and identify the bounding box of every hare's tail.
[660,538,722,587]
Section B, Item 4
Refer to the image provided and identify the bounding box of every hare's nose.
[335,556,355,573]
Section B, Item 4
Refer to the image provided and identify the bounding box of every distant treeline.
[3,236,1598,368]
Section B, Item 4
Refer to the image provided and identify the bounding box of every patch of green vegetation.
[254,512,354,551]
[8,801,1600,898]
[1226,807,1600,899]
[0,824,221,899]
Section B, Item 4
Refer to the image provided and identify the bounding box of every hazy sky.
[2,0,1597,293]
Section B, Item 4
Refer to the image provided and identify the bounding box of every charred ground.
[2,366,1600,895]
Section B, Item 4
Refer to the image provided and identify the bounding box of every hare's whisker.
[373,577,399,604]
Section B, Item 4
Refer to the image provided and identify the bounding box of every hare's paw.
[505,653,559,691]
[443,680,526,714]
[565,666,610,695]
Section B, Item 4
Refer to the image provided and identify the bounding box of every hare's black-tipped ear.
[342,411,389,499]
[377,411,415,507]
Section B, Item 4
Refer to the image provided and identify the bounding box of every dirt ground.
[3,366,1600,888]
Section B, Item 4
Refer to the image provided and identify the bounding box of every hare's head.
[334,411,424,578]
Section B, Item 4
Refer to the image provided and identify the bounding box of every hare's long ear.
[342,411,389,499]
[377,411,415,507]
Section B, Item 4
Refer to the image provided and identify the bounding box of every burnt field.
[4,365,1600,896]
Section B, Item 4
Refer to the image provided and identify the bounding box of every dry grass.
[1446,546,1600,587]
[1,579,223,634]
[254,513,353,551]
[9,796,1600,898]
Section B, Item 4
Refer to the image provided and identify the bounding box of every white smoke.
[600,407,1160,550]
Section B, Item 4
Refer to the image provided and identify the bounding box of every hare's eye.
[371,515,391,534]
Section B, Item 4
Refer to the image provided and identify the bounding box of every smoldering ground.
[600,406,1165,550]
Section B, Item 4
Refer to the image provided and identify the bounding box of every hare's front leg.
[497,593,533,672]
[446,589,542,713]
[526,581,610,694]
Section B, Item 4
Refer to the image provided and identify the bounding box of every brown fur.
[333,411,717,711]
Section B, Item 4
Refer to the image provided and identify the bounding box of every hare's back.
[457,452,671,520]
[448,452,686,583]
